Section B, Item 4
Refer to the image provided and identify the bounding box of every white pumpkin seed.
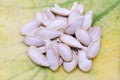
[28,46,49,66]
[65,16,84,34]
[58,43,73,62]
[75,28,92,46]
[23,35,45,46]
[60,34,85,49]
[46,45,59,71]
[63,51,77,72]
[47,19,67,30]
[45,8,56,20]
[89,27,102,41]
[35,28,60,39]
[87,40,100,59]
[51,4,70,16]
[78,50,92,72]
[20,20,40,35]
[82,10,93,30]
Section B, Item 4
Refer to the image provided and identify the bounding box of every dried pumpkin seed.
[63,51,77,72]
[58,43,73,62]
[23,35,45,46]
[28,46,49,66]
[78,50,92,72]
[75,28,92,46]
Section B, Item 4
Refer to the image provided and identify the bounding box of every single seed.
[46,45,59,71]
[20,20,40,35]
[23,35,45,46]
[63,51,77,72]
[51,4,70,16]
[28,46,49,66]
[75,28,92,46]
[60,34,85,49]
[58,43,73,62]
[47,19,67,30]
[87,40,100,59]
[35,28,60,39]
[78,50,92,72]
[82,10,93,30]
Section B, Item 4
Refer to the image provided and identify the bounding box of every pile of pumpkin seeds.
[20,2,102,72]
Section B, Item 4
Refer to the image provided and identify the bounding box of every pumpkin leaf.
[0,0,120,80]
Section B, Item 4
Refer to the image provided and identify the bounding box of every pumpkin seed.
[23,35,45,46]
[87,40,100,59]
[35,28,60,39]
[47,19,67,30]
[46,45,59,71]
[51,4,70,16]
[20,20,40,35]
[60,34,85,49]
[75,28,92,46]
[63,51,77,72]
[78,50,92,72]
[82,10,93,30]
[28,46,49,66]
[58,43,73,62]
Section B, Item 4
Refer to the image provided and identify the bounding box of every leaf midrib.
[93,0,120,24]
